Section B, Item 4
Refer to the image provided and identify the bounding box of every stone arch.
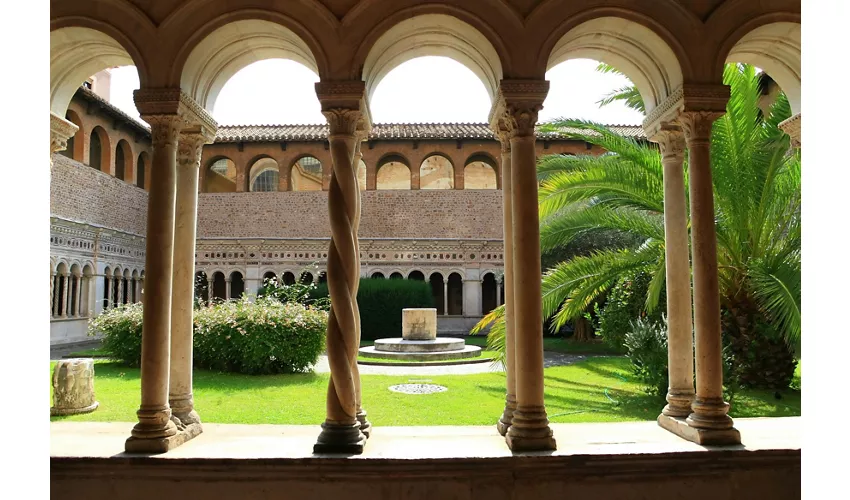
[229,271,245,299]
[62,109,85,162]
[481,272,498,315]
[420,154,454,190]
[389,271,405,280]
[360,14,504,104]
[115,139,133,182]
[371,271,386,279]
[88,126,110,172]
[290,155,324,191]
[546,16,684,114]
[136,151,150,190]
[724,22,801,115]
[195,270,209,303]
[50,26,146,115]
[178,19,321,112]
[447,272,464,316]
[281,271,297,285]
[428,272,446,315]
[205,156,237,192]
[376,154,411,190]
[249,156,280,192]
[211,271,226,301]
[408,270,425,281]
[464,153,498,189]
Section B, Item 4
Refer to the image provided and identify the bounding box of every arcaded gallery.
[48,0,803,498]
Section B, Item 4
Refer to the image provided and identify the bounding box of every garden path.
[313,352,592,375]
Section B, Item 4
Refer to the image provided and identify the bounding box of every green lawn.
[50,357,800,426]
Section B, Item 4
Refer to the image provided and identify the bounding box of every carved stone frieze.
[778,113,801,148]
[133,88,218,136]
[50,112,79,154]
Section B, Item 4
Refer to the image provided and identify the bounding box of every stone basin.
[374,337,466,353]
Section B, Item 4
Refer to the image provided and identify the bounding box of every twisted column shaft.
[495,128,516,436]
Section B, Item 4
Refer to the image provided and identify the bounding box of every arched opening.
[464,154,498,189]
[390,272,404,280]
[482,272,498,315]
[447,273,464,316]
[429,273,446,315]
[282,272,296,285]
[249,157,280,192]
[195,271,209,303]
[300,272,314,284]
[50,27,140,116]
[115,140,132,181]
[179,19,320,113]
[101,267,111,310]
[54,263,69,317]
[212,272,226,301]
[88,126,110,171]
[131,270,139,303]
[291,156,323,191]
[357,160,367,191]
[361,14,503,106]
[206,157,237,192]
[81,264,94,315]
[376,155,411,190]
[371,272,385,279]
[122,269,131,304]
[262,271,277,286]
[725,22,801,116]
[111,268,121,307]
[69,264,82,317]
[136,152,149,189]
[420,155,454,190]
[546,17,684,117]
[318,272,327,284]
[62,110,85,162]
[408,270,425,281]
[419,154,455,189]
[230,272,245,299]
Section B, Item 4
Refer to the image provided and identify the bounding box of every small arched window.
[136,154,146,189]
[89,132,102,171]
[115,144,125,180]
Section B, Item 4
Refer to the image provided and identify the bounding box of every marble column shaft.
[496,131,517,436]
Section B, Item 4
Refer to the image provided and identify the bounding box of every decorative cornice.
[778,113,801,148]
[133,88,218,137]
[642,84,730,137]
[315,80,366,111]
[50,112,79,154]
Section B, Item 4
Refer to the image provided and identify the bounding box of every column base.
[125,422,202,454]
[496,395,516,436]
[661,390,694,418]
[505,406,556,452]
[51,401,99,416]
[356,409,372,439]
[313,421,367,455]
[658,414,741,446]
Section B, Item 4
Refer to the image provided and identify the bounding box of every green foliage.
[193,297,326,375]
[89,297,327,375]
[258,275,330,311]
[88,303,143,367]
[623,317,669,399]
[595,272,666,353]
[594,63,647,113]
[310,278,434,341]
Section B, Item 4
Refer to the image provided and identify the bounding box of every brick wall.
[51,154,148,235]
[196,190,504,239]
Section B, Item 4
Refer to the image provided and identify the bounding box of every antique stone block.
[402,308,437,340]
[51,358,99,416]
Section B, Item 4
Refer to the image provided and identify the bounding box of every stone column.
[125,112,183,452]
[117,278,124,306]
[779,113,801,148]
[170,131,212,430]
[62,273,71,318]
[313,81,368,454]
[351,123,371,437]
[225,278,231,300]
[462,277,482,317]
[653,125,695,419]
[680,111,739,444]
[207,278,214,305]
[499,81,555,451]
[75,274,83,317]
[106,275,113,309]
[51,272,58,317]
[443,281,449,316]
[493,121,517,436]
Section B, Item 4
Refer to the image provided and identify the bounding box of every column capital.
[315,80,371,137]
[642,84,730,138]
[134,88,218,137]
[322,108,362,137]
[679,111,725,146]
[650,124,686,163]
[144,115,185,148]
[177,130,215,169]
[490,80,549,139]
[778,112,801,148]
[50,111,79,154]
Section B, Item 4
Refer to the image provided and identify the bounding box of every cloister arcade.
[49,1,802,496]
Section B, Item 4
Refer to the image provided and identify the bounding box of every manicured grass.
[463,335,622,355]
[65,347,111,358]
[50,356,800,426]
[357,350,500,364]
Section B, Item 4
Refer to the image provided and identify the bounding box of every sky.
[107,57,645,126]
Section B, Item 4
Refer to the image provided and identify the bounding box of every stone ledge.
[124,423,203,454]
[658,414,742,446]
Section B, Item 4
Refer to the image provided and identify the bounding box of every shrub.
[258,276,330,311]
[310,278,434,341]
[193,296,326,375]
[88,303,144,366]
[623,317,669,399]
[89,297,327,375]
[594,271,666,353]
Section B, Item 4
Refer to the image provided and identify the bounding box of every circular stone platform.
[374,337,465,353]
[388,383,448,394]
[359,344,482,361]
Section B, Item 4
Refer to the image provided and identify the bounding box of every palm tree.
[475,63,800,389]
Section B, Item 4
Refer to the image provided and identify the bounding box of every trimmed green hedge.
[310,278,434,340]
[89,297,327,375]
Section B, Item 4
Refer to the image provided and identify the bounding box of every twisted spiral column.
[314,108,367,454]
[351,124,371,437]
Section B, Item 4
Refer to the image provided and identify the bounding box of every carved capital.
[134,88,218,137]
[50,112,79,154]
[323,108,362,137]
[177,131,214,169]
[643,84,729,137]
[491,116,512,153]
[778,113,801,148]
[491,80,549,140]
[651,124,686,163]
[146,114,184,148]
[679,111,724,146]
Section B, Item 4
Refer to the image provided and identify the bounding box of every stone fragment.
[51,358,99,416]
[402,308,437,340]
